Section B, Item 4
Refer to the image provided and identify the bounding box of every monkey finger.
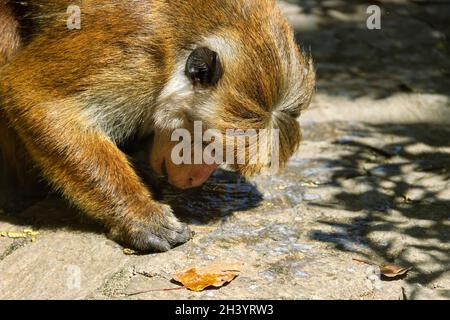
[161,223,194,247]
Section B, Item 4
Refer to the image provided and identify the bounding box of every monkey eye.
[185,47,223,86]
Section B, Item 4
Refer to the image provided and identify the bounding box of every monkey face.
[150,0,315,187]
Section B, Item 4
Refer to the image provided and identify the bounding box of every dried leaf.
[24,229,39,236]
[173,263,242,292]
[0,229,40,240]
[6,231,28,239]
[353,257,412,279]
[380,264,412,278]
[123,248,138,255]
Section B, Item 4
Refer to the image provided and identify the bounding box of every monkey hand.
[108,203,193,252]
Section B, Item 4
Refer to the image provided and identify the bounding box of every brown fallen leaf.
[353,258,412,279]
[379,264,412,278]
[173,263,242,292]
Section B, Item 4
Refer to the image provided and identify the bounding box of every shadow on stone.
[142,168,264,224]
[0,165,263,235]
[288,0,450,100]
[305,122,450,299]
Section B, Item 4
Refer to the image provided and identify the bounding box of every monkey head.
[148,0,315,190]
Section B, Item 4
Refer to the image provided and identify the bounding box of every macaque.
[0,0,315,251]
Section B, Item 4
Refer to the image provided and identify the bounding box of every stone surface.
[0,0,449,300]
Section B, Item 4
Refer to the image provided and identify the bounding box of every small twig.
[352,257,378,266]
[124,286,185,296]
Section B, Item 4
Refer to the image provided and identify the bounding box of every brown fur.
[0,0,315,251]
[0,1,20,65]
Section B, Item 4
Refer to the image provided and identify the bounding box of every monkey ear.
[185,47,223,86]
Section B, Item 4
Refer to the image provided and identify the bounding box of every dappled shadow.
[284,0,450,99]
[282,0,449,297]
[305,122,449,299]
[136,158,264,224]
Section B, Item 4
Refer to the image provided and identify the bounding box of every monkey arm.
[0,72,191,252]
